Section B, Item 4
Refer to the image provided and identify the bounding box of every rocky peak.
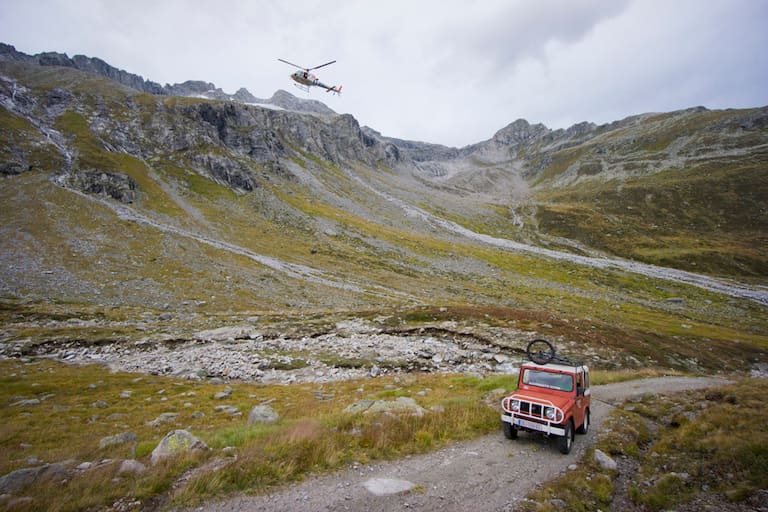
[266,89,336,115]
[165,80,218,96]
[563,121,597,138]
[232,87,258,103]
[491,119,550,146]
[0,43,166,94]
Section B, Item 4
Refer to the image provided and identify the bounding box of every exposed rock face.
[266,89,336,115]
[165,80,218,97]
[0,44,166,95]
[59,171,138,203]
[0,53,387,197]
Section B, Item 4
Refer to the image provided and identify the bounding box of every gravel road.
[185,376,730,512]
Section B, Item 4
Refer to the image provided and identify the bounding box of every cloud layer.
[2,0,766,146]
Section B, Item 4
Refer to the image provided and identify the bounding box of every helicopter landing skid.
[293,83,311,94]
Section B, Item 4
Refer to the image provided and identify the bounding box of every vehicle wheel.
[577,409,590,435]
[527,339,555,364]
[558,420,574,454]
[503,421,518,439]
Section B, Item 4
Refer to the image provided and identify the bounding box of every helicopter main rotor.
[278,58,336,72]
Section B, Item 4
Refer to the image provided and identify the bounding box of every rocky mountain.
[0,43,766,343]
[0,43,333,115]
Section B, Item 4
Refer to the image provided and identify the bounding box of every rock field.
[1,320,565,384]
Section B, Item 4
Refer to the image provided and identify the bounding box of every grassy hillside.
[530,108,768,280]
[522,378,768,511]
[2,59,767,357]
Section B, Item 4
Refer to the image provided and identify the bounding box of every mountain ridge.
[1,42,766,317]
[0,42,713,151]
[0,43,336,116]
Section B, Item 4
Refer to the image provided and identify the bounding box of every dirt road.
[188,376,730,512]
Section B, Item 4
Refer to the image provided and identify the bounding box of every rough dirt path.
[188,376,730,512]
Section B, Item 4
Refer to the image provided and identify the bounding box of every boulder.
[363,478,415,496]
[0,463,68,493]
[61,170,137,204]
[214,386,233,399]
[150,430,209,465]
[11,398,40,407]
[343,397,425,417]
[215,405,241,416]
[594,449,617,471]
[146,413,178,427]
[0,466,48,493]
[118,459,147,475]
[367,397,425,417]
[99,432,137,449]
[247,405,280,424]
[342,400,375,415]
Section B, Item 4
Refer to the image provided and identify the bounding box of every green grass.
[534,145,768,280]
[520,379,768,511]
[629,380,768,509]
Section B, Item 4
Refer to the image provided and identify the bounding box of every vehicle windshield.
[522,369,573,392]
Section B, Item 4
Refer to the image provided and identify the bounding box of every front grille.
[521,402,542,416]
[503,395,564,424]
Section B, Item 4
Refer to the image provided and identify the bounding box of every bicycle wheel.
[526,339,555,364]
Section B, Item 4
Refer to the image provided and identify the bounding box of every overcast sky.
[2,0,767,147]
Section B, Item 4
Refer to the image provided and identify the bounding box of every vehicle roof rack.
[524,339,584,367]
[547,353,584,367]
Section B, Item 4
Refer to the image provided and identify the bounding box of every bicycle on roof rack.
[526,339,584,367]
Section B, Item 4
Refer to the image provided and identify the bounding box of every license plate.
[513,417,564,436]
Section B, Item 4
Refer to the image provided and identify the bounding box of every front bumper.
[502,413,566,437]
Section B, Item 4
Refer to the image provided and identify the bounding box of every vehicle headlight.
[511,400,520,412]
[545,407,556,420]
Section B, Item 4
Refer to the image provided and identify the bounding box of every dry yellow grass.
[0,359,517,510]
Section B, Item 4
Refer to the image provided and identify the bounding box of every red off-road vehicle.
[501,339,590,454]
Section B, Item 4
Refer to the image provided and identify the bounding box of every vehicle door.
[574,370,587,426]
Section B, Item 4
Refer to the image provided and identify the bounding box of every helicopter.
[278,58,342,95]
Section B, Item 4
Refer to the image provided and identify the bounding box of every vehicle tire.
[503,420,518,439]
[527,339,555,364]
[577,409,590,435]
[558,420,574,454]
